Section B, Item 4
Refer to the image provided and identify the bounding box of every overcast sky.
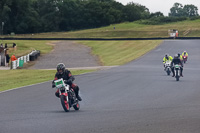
[115,0,200,16]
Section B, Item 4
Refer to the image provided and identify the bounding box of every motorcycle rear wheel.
[60,95,70,112]
[167,70,170,75]
[176,70,179,81]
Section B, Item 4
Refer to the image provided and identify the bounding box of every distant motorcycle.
[164,60,171,75]
[174,64,181,81]
[54,78,80,112]
[182,55,188,63]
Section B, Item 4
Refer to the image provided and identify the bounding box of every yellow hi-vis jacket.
[179,55,183,61]
[182,52,188,56]
[163,56,173,64]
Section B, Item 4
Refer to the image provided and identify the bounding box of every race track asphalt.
[1,40,200,133]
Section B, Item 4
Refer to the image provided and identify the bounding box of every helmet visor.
[58,69,63,74]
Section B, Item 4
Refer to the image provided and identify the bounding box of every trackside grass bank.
[78,40,162,66]
[0,69,95,92]
[10,19,200,38]
[0,40,162,92]
[1,40,54,57]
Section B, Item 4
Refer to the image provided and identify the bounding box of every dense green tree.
[0,0,12,34]
[150,12,164,18]
[169,3,184,17]
[183,4,199,17]
[3,0,190,34]
[32,0,60,32]
[123,2,149,22]
[169,3,199,17]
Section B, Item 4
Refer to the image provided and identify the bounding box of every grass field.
[0,19,171,91]
[0,40,92,91]
[78,40,162,66]
[7,19,200,38]
[0,69,95,92]
[0,40,162,91]
[1,40,55,57]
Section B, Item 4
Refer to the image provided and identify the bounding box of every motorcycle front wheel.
[60,95,70,112]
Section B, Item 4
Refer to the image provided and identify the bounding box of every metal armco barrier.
[24,56,27,63]
[17,58,20,67]
[27,54,30,62]
[11,50,40,69]
[2,37,200,40]
[11,60,18,69]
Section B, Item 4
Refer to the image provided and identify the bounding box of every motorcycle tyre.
[167,70,170,75]
[60,95,70,112]
[175,70,179,81]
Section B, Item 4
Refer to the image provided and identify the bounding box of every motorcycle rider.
[182,51,188,57]
[163,53,173,68]
[178,53,183,62]
[171,54,183,77]
[52,63,82,101]
[182,51,188,61]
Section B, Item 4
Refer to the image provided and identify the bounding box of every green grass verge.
[1,40,55,57]
[0,69,95,92]
[0,40,162,91]
[77,40,162,66]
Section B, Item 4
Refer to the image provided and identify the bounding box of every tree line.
[140,3,199,25]
[0,0,199,34]
[169,3,199,17]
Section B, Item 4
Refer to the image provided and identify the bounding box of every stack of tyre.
[30,50,40,61]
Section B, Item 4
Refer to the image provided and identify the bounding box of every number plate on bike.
[175,65,180,68]
[54,79,64,88]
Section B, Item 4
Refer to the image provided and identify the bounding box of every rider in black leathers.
[52,63,82,101]
[171,54,183,77]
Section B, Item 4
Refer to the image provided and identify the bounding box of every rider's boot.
[73,85,82,101]
[180,72,183,77]
[55,89,60,98]
[77,95,82,101]
[172,72,175,77]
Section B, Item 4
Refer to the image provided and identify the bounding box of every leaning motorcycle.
[182,55,187,63]
[54,78,80,112]
[164,60,171,75]
[174,64,181,81]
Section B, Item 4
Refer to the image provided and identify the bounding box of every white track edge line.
[0,80,51,94]
[0,70,103,94]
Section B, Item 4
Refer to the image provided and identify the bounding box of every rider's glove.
[64,79,72,85]
[52,81,55,88]
[52,84,55,88]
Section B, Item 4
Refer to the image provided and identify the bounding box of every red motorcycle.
[182,55,188,63]
[54,78,80,112]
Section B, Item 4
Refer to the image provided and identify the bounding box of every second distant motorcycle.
[164,60,171,75]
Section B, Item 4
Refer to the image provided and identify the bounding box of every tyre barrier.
[30,50,40,61]
[11,50,40,69]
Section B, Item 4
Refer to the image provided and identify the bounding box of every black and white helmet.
[57,63,65,74]
[174,54,178,59]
